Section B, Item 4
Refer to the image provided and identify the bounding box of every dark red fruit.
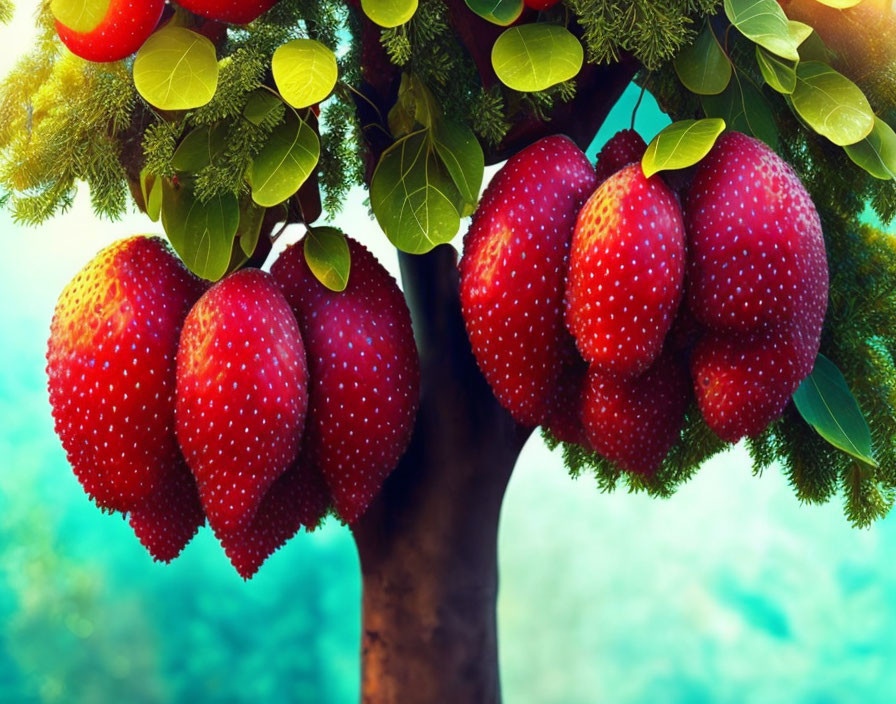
[594,129,648,184]
[47,236,205,512]
[54,0,165,63]
[460,135,597,426]
[176,269,309,536]
[524,0,561,9]
[271,236,420,525]
[176,0,278,24]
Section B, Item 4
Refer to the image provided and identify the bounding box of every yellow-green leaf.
[465,0,524,26]
[272,39,338,109]
[813,0,862,7]
[674,23,731,96]
[844,116,896,180]
[171,123,228,172]
[238,199,266,257]
[51,0,107,32]
[793,354,878,468]
[491,24,584,92]
[304,226,351,292]
[755,45,796,94]
[370,129,462,254]
[702,69,779,149]
[432,119,483,213]
[790,61,874,146]
[133,27,219,111]
[244,90,285,126]
[139,169,162,222]
[247,111,320,208]
[361,0,418,27]
[641,119,726,178]
[724,0,807,61]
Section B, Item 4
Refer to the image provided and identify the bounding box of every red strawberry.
[566,163,686,377]
[543,343,591,448]
[218,454,330,579]
[460,135,597,426]
[582,349,691,474]
[176,0,278,24]
[594,129,648,184]
[54,0,165,63]
[176,269,309,536]
[271,236,419,525]
[128,459,205,563]
[685,131,828,333]
[47,236,206,512]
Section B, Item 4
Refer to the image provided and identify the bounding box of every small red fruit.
[566,163,686,377]
[54,0,165,63]
[460,135,597,427]
[47,236,205,512]
[543,344,591,448]
[176,0,279,24]
[582,349,691,474]
[271,237,420,525]
[524,0,561,9]
[594,129,648,185]
[176,269,309,536]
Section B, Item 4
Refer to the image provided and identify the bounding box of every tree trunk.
[352,246,530,703]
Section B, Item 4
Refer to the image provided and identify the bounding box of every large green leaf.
[465,0,524,26]
[755,46,796,94]
[243,90,285,127]
[133,27,219,111]
[361,0,418,27]
[701,69,779,149]
[238,198,266,257]
[139,168,162,222]
[171,124,228,172]
[370,129,462,254]
[724,0,809,61]
[432,119,483,214]
[844,116,896,181]
[51,0,107,32]
[161,181,240,281]
[790,61,874,146]
[491,24,584,92]
[272,39,338,109]
[247,112,320,208]
[304,226,351,292]
[641,119,726,178]
[674,23,731,96]
[793,354,878,468]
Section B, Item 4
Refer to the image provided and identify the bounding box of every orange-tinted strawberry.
[271,236,419,525]
[594,129,648,185]
[582,348,691,474]
[176,269,309,536]
[176,0,278,24]
[460,135,597,427]
[54,0,164,63]
[47,236,206,512]
[128,459,205,563]
[566,163,686,377]
[217,454,330,579]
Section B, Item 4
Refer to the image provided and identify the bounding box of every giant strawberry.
[685,132,828,441]
[460,135,597,427]
[53,0,165,63]
[566,163,686,377]
[271,236,420,525]
[176,269,309,536]
[176,0,278,24]
[47,236,206,512]
[594,129,648,185]
[581,348,691,474]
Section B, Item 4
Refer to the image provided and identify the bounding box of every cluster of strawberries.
[460,130,829,474]
[47,235,419,578]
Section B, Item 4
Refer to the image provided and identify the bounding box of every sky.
[1,3,896,703]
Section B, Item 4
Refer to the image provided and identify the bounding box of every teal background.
[2,6,896,702]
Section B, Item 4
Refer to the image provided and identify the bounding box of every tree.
[4,0,896,701]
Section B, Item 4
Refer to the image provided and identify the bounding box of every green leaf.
[160,181,240,281]
[724,0,808,61]
[432,119,484,214]
[793,354,878,468]
[133,27,219,111]
[171,123,228,172]
[238,199,266,257]
[247,111,320,208]
[843,116,896,180]
[244,90,284,126]
[755,46,796,94]
[641,118,726,178]
[464,0,524,26]
[51,0,107,32]
[702,69,779,149]
[304,226,351,292]
[361,0,418,27]
[139,169,162,222]
[799,32,833,63]
[370,129,462,254]
[491,24,584,92]
[673,23,731,96]
[272,39,338,109]
[790,61,874,146]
